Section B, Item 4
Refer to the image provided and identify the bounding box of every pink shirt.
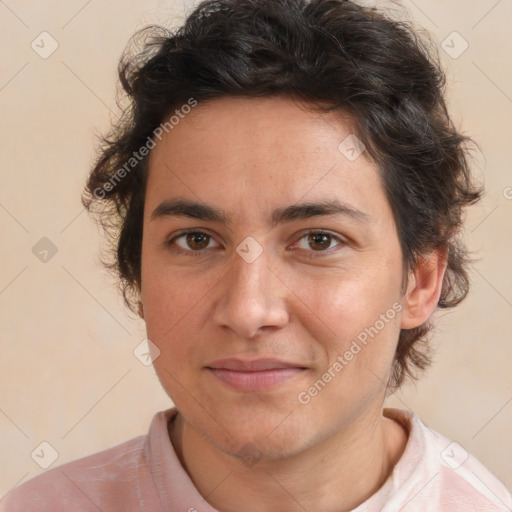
[1,407,510,511]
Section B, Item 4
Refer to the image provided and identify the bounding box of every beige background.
[1,0,511,497]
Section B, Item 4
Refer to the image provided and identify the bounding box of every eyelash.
[166,229,346,258]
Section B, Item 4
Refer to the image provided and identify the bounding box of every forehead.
[144,96,389,225]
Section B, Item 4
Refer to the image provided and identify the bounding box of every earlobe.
[138,300,145,319]
[400,245,448,330]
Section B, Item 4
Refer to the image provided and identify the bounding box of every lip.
[207,358,306,371]
[205,358,308,392]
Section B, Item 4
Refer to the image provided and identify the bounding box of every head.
[82,0,481,459]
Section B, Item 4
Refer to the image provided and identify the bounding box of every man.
[2,0,510,510]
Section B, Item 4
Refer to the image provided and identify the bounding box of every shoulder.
[0,435,146,512]
[384,408,512,511]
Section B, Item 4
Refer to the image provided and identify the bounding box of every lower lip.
[207,368,306,392]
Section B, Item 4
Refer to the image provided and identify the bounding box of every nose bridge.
[212,241,289,338]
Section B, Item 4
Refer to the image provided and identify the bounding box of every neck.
[168,407,407,512]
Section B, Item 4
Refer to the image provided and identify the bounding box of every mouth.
[205,358,308,392]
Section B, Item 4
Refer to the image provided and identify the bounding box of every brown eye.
[170,231,218,252]
[295,230,345,256]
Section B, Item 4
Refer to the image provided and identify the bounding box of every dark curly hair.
[82,0,482,391]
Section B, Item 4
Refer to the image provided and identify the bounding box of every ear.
[401,245,448,330]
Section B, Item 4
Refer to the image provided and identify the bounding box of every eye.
[166,229,346,257]
[168,230,219,253]
[295,230,345,255]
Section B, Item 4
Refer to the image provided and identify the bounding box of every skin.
[139,96,447,512]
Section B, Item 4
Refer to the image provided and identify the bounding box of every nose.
[212,246,289,339]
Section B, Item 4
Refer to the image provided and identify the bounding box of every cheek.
[141,270,208,374]
[141,250,217,325]
[282,260,403,392]
[292,275,402,410]
[286,258,401,335]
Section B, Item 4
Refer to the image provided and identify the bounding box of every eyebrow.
[150,199,370,226]
[150,198,370,227]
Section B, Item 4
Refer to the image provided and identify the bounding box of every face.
[140,96,406,460]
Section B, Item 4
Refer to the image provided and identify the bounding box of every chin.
[200,407,317,462]
[216,430,309,466]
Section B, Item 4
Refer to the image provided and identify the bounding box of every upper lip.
[206,358,306,372]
